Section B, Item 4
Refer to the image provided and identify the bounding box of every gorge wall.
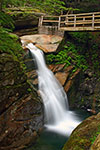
[0,31,43,150]
[55,31,100,114]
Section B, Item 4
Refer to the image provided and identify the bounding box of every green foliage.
[47,41,88,71]
[90,129,100,144]
[65,0,100,13]
[47,31,100,75]
[0,12,14,30]
[68,32,100,73]
[40,0,67,14]
[1,0,100,15]
[2,0,26,8]
[2,0,67,15]
[27,88,32,92]
[0,27,24,62]
[70,32,89,44]
[0,27,27,72]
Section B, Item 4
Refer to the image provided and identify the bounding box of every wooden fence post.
[74,15,76,28]
[66,15,68,23]
[38,17,41,27]
[58,16,61,30]
[39,16,43,27]
[83,17,85,26]
[92,14,94,29]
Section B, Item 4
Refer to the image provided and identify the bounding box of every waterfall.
[26,43,80,136]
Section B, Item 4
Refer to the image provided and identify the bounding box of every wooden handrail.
[43,15,59,18]
[42,20,59,22]
[38,12,100,31]
[60,11,100,17]
[61,12,100,29]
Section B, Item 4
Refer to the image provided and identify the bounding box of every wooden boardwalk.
[39,12,100,31]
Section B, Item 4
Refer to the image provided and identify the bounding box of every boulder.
[63,113,100,150]
[20,34,62,53]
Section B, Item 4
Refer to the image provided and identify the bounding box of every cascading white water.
[26,43,80,136]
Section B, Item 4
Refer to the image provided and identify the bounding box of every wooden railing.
[38,15,61,29]
[39,12,100,31]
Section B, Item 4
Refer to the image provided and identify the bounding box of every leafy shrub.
[46,41,88,71]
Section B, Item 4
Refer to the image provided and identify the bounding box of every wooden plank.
[95,26,100,29]
[43,15,59,18]
[71,12,100,16]
[60,21,66,24]
[63,15,100,20]
[92,14,95,28]
[65,20,100,25]
[60,27,97,31]
[65,21,93,25]
[42,20,59,23]
[74,15,76,27]
[60,12,100,17]
[94,19,100,22]
[94,15,100,18]
[67,16,93,19]
[67,19,100,22]
[94,21,100,23]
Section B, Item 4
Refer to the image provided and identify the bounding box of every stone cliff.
[0,51,43,149]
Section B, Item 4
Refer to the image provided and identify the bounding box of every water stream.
[26,43,81,136]
[27,109,90,150]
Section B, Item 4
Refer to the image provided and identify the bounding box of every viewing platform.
[39,12,100,31]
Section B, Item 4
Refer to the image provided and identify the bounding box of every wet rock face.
[20,34,62,53]
[12,12,40,36]
[62,113,100,150]
[68,69,100,113]
[48,65,100,114]
[0,53,43,150]
[13,13,38,30]
[26,61,80,99]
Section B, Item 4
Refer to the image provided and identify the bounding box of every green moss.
[47,32,100,76]
[0,12,14,30]
[0,27,26,72]
[0,27,23,57]
[9,33,19,41]
[46,41,88,72]
[63,113,100,150]
[90,126,100,144]
[63,135,90,150]
[27,88,32,92]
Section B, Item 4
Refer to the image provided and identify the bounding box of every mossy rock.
[90,134,100,150]
[0,51,43,149]
[63,113,100,150]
